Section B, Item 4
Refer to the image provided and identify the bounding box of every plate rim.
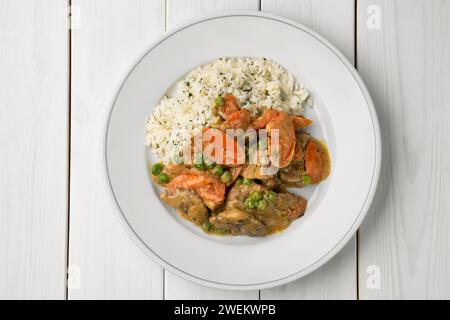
[101,11,382,290]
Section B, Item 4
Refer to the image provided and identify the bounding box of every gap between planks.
[65,0,73,301]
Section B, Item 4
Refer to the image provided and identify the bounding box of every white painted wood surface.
[167,0,260,28]
[357,0,450,299]
[262,0,355,64]
[0,0,69,299]
[164,0,260,300]
[2,0,450,300]
[68,0,165,299]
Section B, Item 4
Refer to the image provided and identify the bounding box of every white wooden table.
[1,0,449,300]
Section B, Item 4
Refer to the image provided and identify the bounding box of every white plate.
[103,12,381,290]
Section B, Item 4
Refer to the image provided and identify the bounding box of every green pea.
[151,163,163,176]
[205,161,215,169]
[257,199,268,211]
[235,177,243,186]
[302,175,312,186]
[249,191,262,202]
[194,162,206,170]
[258,138,267,150]
[214,96,224,107]
[173,154,183,165]
[201,221,212,232]
[212,165,224,176]
[158,173,170,183]
[264,190,277,201]
[221,171,232,183]
[193,154,205,170]
[216,227,229,235]
[245,198,257,209]
[242,178,252,185]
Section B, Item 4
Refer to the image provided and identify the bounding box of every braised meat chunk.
[210,208,267,236]
[160,189,209,226]
[208,183,307,236]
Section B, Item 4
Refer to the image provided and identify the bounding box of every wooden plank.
[0,0,69,299]
[262,0,355,63]
[164,0,260,300]
[68,0,165,299]
[358,0,450,299]
[260,0,357,299]
[165,274,259,300]
[167,0,260,28]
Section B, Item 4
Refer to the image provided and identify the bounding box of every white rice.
[145,57,312,164]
